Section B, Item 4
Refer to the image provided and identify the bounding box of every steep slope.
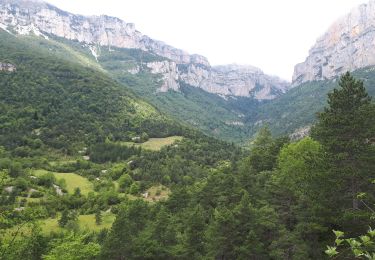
[250,0,375,138]
[251,67,375,138]
[293,0,375,85]
[0,0,289,100]
[0,31,185,152]
[94,45,261,142]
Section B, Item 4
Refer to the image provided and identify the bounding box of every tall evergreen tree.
[311,72,375,211]
[100,200,149,259]
[248,126,288,173]
[183,205,207,258]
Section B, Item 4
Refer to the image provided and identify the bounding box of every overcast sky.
[45,0,368,81]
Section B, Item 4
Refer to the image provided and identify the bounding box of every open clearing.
[42,213,115,233]
[121,136,183,151]
[33,170,94,196]
[143,184,171,202]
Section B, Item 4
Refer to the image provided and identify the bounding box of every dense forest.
[1,58,374,260]
[0,23,374,259]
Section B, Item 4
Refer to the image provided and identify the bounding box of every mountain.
[255,0,375,139]
[3,0,375,143]
[248,68,375,138]
[0,0,289,100]
[0,30,188,152]
[293,0,375,85]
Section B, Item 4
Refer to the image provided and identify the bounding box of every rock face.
[293,0,375,85]
[178,64,289,99]
[0,0,289,99]
[146,61,180,92]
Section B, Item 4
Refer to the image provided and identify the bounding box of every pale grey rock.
[179,64,289,99]
[146,61,180,92]
[0,0,290,99]
[207,65,289,99]
[289,126,311,141]
[53,184,63,196]
[0,62,16,72]
[146,62,289,99]
[4,186,14,193]
[225,121,245,126]
[0,0,191,64]
[293,0,375,85]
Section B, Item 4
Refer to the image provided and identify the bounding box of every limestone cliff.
[293,0,375,85]
[0,0,289,99]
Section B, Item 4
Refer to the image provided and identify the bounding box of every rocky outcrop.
[146,61,180,92]
[0,62,16,72]
[203,65,289,99]
[0,0,290,99]
[289,125,311,141]
[144,61,289,99]
[293,0,375,85]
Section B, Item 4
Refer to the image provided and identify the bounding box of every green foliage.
[312,72,375,212]
[326,228,375,259]
[43,233,100,260]
[89,142,141,163]
[95,209,102,226]
[101,200,149,259]
[95,43,258,143]
[58,210,78,228]
[2,26,375,260]
[247,126,289,172]
[37,173,55,188]
[275,137,327,196]
[0,224,47,260]
[129,182,140,195]
[0,31,185,153]
[118,174,133,192]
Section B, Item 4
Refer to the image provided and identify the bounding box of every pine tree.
[58,210,69,228]
[95,209,102,225]
[311,72,375,210]
[184,205,206,258]
[248,126,289,173]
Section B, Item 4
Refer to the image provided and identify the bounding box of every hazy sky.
[45,0,368,80]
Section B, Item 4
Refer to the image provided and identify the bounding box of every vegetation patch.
[143,184,171,202]
[41,213,115,234]
[120,136,183,151]
[33,170,94,196]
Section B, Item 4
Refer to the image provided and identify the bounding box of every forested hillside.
[248,67,375,137]
[9,31,375,145]
[1,0,375,258]
[0,31,188,153]
[1,58,374,259]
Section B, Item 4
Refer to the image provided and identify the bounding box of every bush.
[129,182,140,195]
[30,190,44,198]
[38,173,55,187]
[118,174,133,192]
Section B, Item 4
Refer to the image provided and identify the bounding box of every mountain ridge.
[0,0,290,100]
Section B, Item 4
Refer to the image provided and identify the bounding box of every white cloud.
[45,0,368,80]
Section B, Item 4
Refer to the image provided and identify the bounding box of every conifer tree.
[312,72,375,210]
[95,209,102,226]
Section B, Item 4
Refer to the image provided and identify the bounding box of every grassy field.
[42,213,115,234]
[48,159,77,167]
[33,170,94,196]
[121,136,183,151]
[144,185,171,202]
